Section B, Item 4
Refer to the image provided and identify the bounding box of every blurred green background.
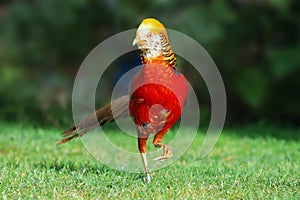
[0,0,299,127]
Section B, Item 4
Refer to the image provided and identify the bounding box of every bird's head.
[133,18,169,58]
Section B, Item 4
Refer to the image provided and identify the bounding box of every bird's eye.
[147,32,153,37]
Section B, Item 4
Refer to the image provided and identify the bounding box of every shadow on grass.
[33,159,144,180]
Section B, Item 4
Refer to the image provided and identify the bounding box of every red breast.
[129,62,188,134]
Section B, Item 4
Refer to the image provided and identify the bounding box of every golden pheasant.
[57,18,188,182]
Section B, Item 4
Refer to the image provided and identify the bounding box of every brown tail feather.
[56,95,129,145]
[62,127,78,137]
[56,134,79,145]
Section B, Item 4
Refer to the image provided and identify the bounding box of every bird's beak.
[132,37,138,46]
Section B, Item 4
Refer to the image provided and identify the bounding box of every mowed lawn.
[0,123,299,199]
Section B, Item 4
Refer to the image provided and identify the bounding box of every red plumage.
[129,57,188,153]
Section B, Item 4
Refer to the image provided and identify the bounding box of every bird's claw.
[144,174,151,182]
[153,155,169,162]
[153,144,173,162]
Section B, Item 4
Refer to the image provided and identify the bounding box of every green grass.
[0,123,299,199]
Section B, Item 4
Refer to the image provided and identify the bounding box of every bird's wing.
[56,95,130,145]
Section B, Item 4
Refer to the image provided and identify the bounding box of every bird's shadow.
[33,160,145,181]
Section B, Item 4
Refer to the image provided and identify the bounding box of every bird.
[57,18,188,182]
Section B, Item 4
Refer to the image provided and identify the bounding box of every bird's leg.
[152,130,173,162]
[140,153,151,182]
[138,130,151,182]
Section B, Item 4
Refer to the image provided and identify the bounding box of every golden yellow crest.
[138,18,166,30]
[136,18,168,38]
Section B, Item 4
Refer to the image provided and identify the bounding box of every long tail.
[56,95,130,145]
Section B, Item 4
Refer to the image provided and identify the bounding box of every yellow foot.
[153,144,173,162]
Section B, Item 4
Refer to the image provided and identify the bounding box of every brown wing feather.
[56,95,129,145]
